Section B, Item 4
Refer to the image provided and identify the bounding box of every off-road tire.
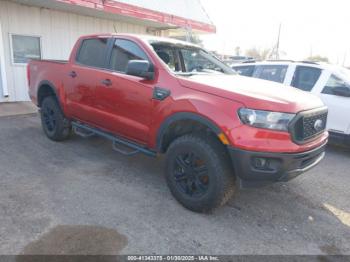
[165,133,236,213]
[40,96,71,141]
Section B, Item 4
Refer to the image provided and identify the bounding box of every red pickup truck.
[28,34,328,212]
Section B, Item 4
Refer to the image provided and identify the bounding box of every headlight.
[238,108,295,131]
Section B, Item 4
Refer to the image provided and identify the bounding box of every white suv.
[232,61,350,145]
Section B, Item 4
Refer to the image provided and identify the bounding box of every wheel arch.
[156,112,224,153]
[37,80,61,108]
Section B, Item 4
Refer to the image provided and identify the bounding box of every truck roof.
[80,33,201,48]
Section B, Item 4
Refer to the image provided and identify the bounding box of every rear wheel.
[165,134,236,213]
[40,96,71,141]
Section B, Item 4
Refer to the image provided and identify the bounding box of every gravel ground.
[0,114,349,255]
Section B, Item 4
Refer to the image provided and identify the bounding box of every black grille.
[302,113,328,139]
[290,107,328,144]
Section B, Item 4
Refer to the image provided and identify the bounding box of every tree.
[306,55,329,63]
[245,47,271,61]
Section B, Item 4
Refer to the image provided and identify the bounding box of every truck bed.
[30,59,68,64]
[28,59,70,105]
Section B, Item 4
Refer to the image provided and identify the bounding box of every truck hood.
[178,74,324,113]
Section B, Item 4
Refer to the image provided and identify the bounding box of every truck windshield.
[150,42,235,75]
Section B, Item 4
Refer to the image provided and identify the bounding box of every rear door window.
[110,39,149,73]
[253,65,288,83]
[76,38,108,68]
[233,65,255,77]
[291,66,322,91]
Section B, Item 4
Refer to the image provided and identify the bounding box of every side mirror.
[333,86,350,97]
[126,60,154,80]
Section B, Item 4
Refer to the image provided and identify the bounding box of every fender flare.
[37,80,60,107]
[156,112,222,152]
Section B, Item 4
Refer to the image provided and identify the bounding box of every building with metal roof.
[0,0,215,102]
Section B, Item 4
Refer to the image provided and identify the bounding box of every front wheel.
[40,96,71,141]
[165,134,236,213]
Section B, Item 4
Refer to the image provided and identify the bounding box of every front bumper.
[228,143,326,188]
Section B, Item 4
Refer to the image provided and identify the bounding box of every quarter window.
[291,66,321,91]
[253,65,288,83]
[77,38,108,68]
[110,39,148,73]
[11,35,41,64]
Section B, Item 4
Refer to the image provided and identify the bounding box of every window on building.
[11,35,41,64]
[322,74,350,95]
[291,66,322,91]
[233,65,255,77]
[76,38,108,68]
[110,39,149,73]
[253,65,288,83]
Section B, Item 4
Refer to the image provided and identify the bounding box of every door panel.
[94,38,154,143]
[319,74,350,133]
[65,37,110,126]
[0,54,3,98]
[66,64,110,127]
[0,21,9,99]
[66,37,154,143]
[321,94,349,133]
[95,71,153,143]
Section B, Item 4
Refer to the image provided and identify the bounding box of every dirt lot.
[0,114,349,255]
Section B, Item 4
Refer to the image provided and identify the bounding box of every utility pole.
[270,23,281,60]
[275,23,281,59]
[185,26,193,43]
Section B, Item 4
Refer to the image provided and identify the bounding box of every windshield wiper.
[175,71,223,77]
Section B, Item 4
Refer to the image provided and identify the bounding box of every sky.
[199,0,350,66]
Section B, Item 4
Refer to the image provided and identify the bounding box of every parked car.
[27,35,328,212]
[232,61,350,146]
[223,56,255,66]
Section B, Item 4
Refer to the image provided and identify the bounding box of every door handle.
[69,71,77,78]
[101,79,112,86]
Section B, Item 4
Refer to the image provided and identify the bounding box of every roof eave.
[55,0,216,33]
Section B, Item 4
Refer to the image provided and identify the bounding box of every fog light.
[253,157,269,170]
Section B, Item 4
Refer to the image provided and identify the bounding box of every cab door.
[317,73,350,134]
[65,37,111,127]
[94,38,154,144]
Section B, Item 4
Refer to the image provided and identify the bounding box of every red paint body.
[28,34,328,154]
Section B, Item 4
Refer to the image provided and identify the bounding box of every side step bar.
[72,122,157,157]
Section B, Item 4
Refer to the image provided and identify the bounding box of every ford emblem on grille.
[313,119,324,132]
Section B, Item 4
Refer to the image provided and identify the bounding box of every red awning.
[54,0,216,33]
